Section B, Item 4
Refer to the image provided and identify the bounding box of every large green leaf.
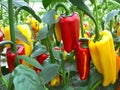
[12,65,44,90]
[105,10,120,25]
[39,64,59,84]
[18,55,43,70]
[42,0,53,9]
[42,9,57,25]
[69,0,96,24]
[36,26,48,40]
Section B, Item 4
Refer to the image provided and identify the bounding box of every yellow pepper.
[55,15,62,42]
[89,30,116,86]
[4,24,33,68]
[49,74,61,86]
[27,16,42,38]
[117,26,120,36]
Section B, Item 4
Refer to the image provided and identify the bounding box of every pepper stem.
[90,79,102,90]
[93,0,100,41]
[8,0,19,65]
[54,2,70,15]
[79,11,84,38]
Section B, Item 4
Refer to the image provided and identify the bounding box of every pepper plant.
[0,0,119,90]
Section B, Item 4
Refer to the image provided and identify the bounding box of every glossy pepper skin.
[75,40,90,80]
[89,30,116,86]
[6,47,16,73]
[59,12,80,53]
[17,45,25,64]
[35,53,48,73]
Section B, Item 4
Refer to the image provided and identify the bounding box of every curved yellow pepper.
[89,30,116,86]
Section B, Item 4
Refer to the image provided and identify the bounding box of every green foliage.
[36,26,48,40]
[31,42,47,57]
[105,10,120,25]
[38,63,59,84]
[42,9,57,25]
[18,55,43,70]
[42,0,53,9]
[12,65,45,90]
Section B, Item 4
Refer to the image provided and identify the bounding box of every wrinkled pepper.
[17,45,25,64]
[75,40,90,80]
[6,47,16,73]
[35,53,48,73]
[88,30,116,86]
[0,30,3,72]
[59,12,80,53]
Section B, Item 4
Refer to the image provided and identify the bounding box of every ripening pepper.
[117,27,120,36]
[0,30,3,41]
[59,12,80,53]
[75,40,90,80]
[55,15,62,42]
[6,47,16,73]
[34,53,48,73]
[17,45,25,64]
[49,74,61,86]
[88,30,116,86]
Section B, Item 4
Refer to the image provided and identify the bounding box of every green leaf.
[13,0,28,7]
[69,0,96,24]
[29,0,42,2]
[61,86,74,90]
[105,10,120,25]
[31,48,47,57]
[16,6,41,22]
[42,9,56,25]
[89,67,102,89]
[39,64,59,84]
[52,48,60,60]
[31,42,47,57]
[36,26,48,40]
[18,55,43,70]
[42,0,53,9]
[115,0,120,3]
[15,26,30,45]
[12,65,44,90]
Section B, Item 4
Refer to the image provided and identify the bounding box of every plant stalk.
[93,0,100,41]
[79,11,84,38]
[8,0,19,65]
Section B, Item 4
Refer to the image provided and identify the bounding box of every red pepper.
[35,53,48,73]
[75,40,90,80]
[6,47,16,73]
[59,12,80,53]
[0,30,3,42]
[17,45,25,64]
